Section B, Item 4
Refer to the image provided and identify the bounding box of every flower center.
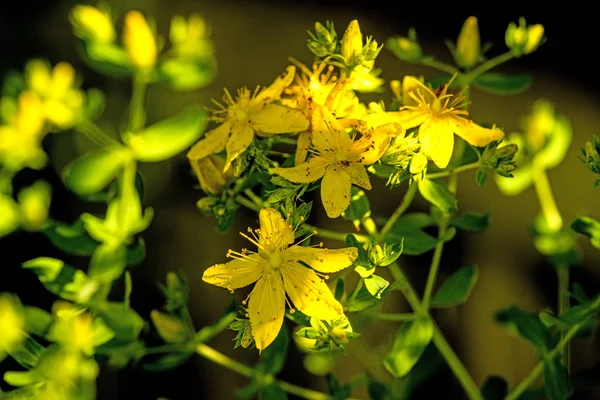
[233,107,248,121]
[430,97,443,114]
[268,252,284,269]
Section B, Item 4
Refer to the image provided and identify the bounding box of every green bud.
[314,22,333,43]
[580,135,600,174]
[151,310,188,343]
[495,143,519,161]
[368,243,384,266]
[18,180,52,231]
[307,40,330,58]
[382,135,420,166]
[386,29,423,62]
[496,163,516,178]
[387,167,411,188]
[196,197,218,214]
[455,16,480,68]
[505,18,545,57]
[363,38,382,61]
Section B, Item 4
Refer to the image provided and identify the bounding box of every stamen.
[284,296,295,313]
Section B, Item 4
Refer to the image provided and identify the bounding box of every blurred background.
[2,0,600,399]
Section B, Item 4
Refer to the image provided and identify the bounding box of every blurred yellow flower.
[187,66,309,172]
[124,10,157,69]
[272,107,396,218]
[367,76,504,168]
[203,208,357,350]
[0,293,26,355]
[70,5,115,43]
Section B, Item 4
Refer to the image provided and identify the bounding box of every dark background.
[1,1,600,399]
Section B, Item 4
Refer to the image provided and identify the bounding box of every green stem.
[235,195,261,212]
[273,137,299,146]
[557,266,570,371]
[143,343,193,356]
[426,162,480,180]
[75,120,119,147]
[196,344,334,400]
[365,311,416,321]
[379,182,419,242]
[243,189,263,207]
[464,52,514,83]
[420,58,459,75]
[347,278,364,304]
[303,223,368,243]
[505,300,600,400]
[128,74,148,132]
[422,216,449,309]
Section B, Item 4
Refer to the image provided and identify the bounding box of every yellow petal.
[271,155,329,184]
[345,163,371,189]
[190,154,230,194]
[202,254,264,291]
[258,208,295,253]
[249,272,286,350]
[187,122,231,161]
[311,106,352,152]
[224,122,254,171]
[389,109,429,130]
[295,131,311,165]
[285,247,357,273]
[251,103,309,136]
[255,66,296,102]
[321,166,351,218]
[419,119,454,169]
[453,116,504,147]
[351,123,396,165]
[281,262,343,319]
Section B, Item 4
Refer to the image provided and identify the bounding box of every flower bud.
[0,293,25,353]
[124,10,157,69]
[495,143,518,162]
[455,16,480,68]
[151,310,188,343]
[386,29,423,62]
[18,180,51,231]
[581,135,600,174]
[410,152,428,174]
[70,5,115,43]
[505,18,545,56]
[190,154,232,194]
[523,24,544,54]
[341,20,363,63]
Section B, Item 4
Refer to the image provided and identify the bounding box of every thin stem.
[128,74,148,132]
[379,182,419,242]
[143,343,192,356]
[464,52,514,83]
[303,223,369,243]
[75,120,119,147]
[426,162,480,180]
[421,228,447,310]
[347,278,364,305]
[420,58,459,75]
[196,344,334,400]
[557,266,570,371]
[365,311,416,321]
[235,195,261,212]
[273,137,299,146]
[243,189,263,208]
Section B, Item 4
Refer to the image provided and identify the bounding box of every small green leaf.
[418,179,457,214]
[383,318,434,378]
[345,285,382,312]
[341,188,371,230]
[386,213,438,255]
[95,302,145,343]
[43,219,99,256]
[453,211,491,232]
[571,216,600,248]
[23,306,52,337]
[345,234,370,267]
[495,306,553,351]
[431,265,479,308]
[542,358,571,400]
[379,240,404,266]
[157,57,217,91]
[88,243,127,283]
[334,278,345,301]
[142,352,193,372]
[258,383,288,400]
[126,238,146,266]
[151,310,188,344]
[76,40,132,78]
[124,105,207,162]
[472,73,532,95]
[481,376,508,400]
[364,274,389,299]
[476,167,488,187]
[22,257,78,298]
[256,325,289,374]
[63,146,132,195]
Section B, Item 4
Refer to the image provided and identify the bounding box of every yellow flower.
[272,107,396,218]
[70,5,115,43]
[202,208,357,350]
[124,10,157,69]
[189,154,232,194]
[366,76,504,168]
[0,294,26,355]
[187,66,309,171]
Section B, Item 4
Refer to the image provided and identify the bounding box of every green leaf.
[364,274,389,299]
[76,40,132,78]
[571,216,600,248]
[431,265,479,308]
[326,373,352,400]
[495,306,553,351]
[345,234,370,267]
[258,383,288,400]
[22,257,78,298]
[23,306,52,337]
[368,379,391,400]
[379,240,404,267]
[341,188,371,229]
[63,146,132,195]
[43,219,99,256]
[95,302,145,343]
[386,213,438,255]
[334,278,345,301]
[383,318,434,378]
[418,179,457,214]
[453,211,491,232]
[126,238,146,266]
[345,285,383,312]
[124,105,207,162]
[157,57,217,91]
[256,325,289,374]
[88,243,127,283]
[542,358,570,400]
[481,376,508,400]
[472,73,532,95]
[393,343,443,398]
[476,167,488,187]
[142,352,193,372]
